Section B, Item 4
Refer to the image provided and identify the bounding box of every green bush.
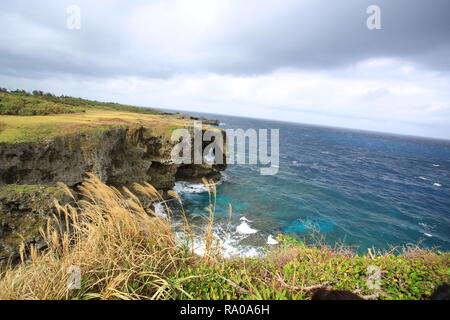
[0,89,162,116]
[171,237,449,300]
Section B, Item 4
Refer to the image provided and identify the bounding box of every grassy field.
[0,89,195,143]
[0,89,220,143]
[0,175,448,300]
[0,110,191,143]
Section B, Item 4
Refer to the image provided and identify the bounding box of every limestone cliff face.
[0,125,227,190]
[0,124,227,264]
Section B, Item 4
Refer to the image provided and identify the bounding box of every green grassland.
[0,184,65,201]
[0,89,191,143]
[0,89,164,116]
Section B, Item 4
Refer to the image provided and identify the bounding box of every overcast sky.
[1,0,450,139]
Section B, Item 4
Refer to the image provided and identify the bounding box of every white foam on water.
[178,225,264,258]
[433,183,442,187]
[219,122,227,126]
[424,233,432,237]
[191,238,206,257]
[236,221,258,234]
[418,176,428,181]
[432,164,440,167]
[223,246,261,258]
[173,176,226,194]
[173,182,208,194]
[215,221,263,257]
[267,235,279,245]
[221,233,262,258]
[152,202,168,218]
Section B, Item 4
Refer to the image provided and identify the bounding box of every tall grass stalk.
[0,174,217,299]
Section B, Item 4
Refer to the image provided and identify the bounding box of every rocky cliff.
[0,125,226,190]
[0,123,227,264]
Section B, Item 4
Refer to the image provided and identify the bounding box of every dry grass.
[0,174,217,300]
[0,110,191,143]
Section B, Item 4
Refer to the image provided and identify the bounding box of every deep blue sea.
[165,111,450,255]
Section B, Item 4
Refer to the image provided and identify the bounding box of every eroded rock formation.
[0,125,226,190]
[0,124,227,264]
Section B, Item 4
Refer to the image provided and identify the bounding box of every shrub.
[0,90,162,116]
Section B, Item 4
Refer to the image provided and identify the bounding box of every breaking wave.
[173,175,227,194]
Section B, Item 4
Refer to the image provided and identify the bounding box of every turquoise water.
[169,112,450,254]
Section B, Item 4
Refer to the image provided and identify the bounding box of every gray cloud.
[203,0,450,74]
[1,0,449,80]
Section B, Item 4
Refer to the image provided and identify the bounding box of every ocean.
[162,111,450,256]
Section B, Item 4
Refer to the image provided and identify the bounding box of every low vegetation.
[0,110,189,143]
[0,175,448,300]
[0,88,163,116]
[0,184,65,201]
[0,88,219,144]
[0,89,194,143]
